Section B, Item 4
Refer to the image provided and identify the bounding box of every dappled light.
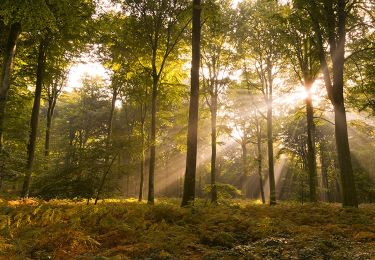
[0,0,374,258]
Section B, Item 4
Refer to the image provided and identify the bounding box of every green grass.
[0,198,374,259]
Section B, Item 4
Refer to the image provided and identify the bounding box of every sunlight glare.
[66,51,111,92]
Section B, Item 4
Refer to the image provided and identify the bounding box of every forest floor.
[0,198,374,259]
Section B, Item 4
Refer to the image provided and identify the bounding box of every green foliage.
[204,183,242,200]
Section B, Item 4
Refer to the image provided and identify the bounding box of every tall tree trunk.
[310,0,357,207]
[266,60,276,206]
[139,122,145,201]
[333,102,357,206]
[256,120,265,204]
[95,88,117,204]
[267,101,276,205]
[0,23,21,187]
[148,75,158,205]
[331,1,357,207]
[305,87,317,202]
[241,142,248,197]
[107,89,117,143]
[210,94,217,203]
[181,0,201,207]
[320,142,329,202]
[21,39,47,198]
[44,100,53,156]
[0,23,21,151]
[94,154,117,205]
[165,155,169,196]
[44,96,57,156]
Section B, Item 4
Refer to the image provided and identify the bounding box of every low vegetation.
[0,198,374,259]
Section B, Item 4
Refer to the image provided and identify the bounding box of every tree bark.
[267,104,276,205]
[210,94,217,204]
[181,0,201,207]
[44,94,57,156]
[305,89,317,202]
[309,0,358,207]
[333,102,357,206]
[241,142,248,197]
[319,142,330,202]
[256,119,265,204]
[0,23,21,150]
[148,75,158,205]
[138,122,145,201]
[0,22,21,189]
[21,39,47,198]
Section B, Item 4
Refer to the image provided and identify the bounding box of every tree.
[44,65,67,156]
[21,37,49,198]
[94,76,121,205]
[295,0,361,207]
[226,96,266,203]
[237,0,285,205]
[200,0,235,203]
[181,0,201,207]
[346,24,375,115]
[119,0,190,204]
[0,23,21,150]
[21,0,96,198]
[284,9,321,202]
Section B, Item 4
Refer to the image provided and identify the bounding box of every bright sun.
[274,79,325,111]
[66,54,109,92]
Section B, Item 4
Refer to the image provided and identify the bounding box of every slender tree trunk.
[148,75,158,205]
[0,23,21,151]
[165,156,169,196]
[305,88,317,202]
[44,101,53,156]
[267,103,276,205]
[139,123,145,201]
[44,96,57,156]
[320,142,330,202]
[241,142,248,197]
[21,39,47,198]
[107,89,117,144]
[95,88,117,204]
[210,94,217,203]
[256,121,265,204]
[181,0,201,207]
[198,171,202,197]
[0,23,20,189]
[66,121,75,166]
[94,154,117,205]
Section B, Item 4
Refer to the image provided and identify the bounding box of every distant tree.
[119,0,190,204]
[200,0,236,203]
[226,97,266,203]
[284,9,321,202]
[237,0,285,205]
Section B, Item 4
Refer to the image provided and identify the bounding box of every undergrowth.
[0,198,374,259]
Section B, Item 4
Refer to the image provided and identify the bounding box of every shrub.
[204,183,242,200]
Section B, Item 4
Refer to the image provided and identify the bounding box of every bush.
[204,183,242,200]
